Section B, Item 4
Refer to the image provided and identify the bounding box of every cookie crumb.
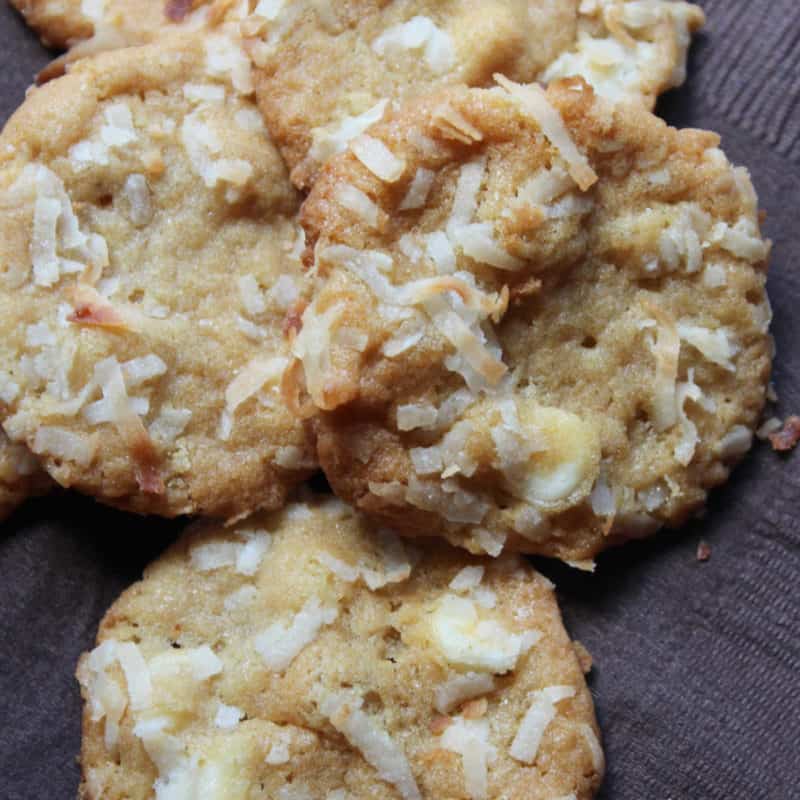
[768,416,800,452]
[696,541,712,562]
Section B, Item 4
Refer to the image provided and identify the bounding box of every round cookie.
[0,431,51,521]
[0,33,316,520]
[77,495,604,800]
[292,78,772,563]
[249,0,702,189]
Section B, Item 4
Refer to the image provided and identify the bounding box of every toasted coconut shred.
[92,358,164,493]
[220,356,288,440]
[640,303,680,431]
[66,284,133,330]
[494,76,598,191]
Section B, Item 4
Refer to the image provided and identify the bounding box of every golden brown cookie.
[250,0,579,190]
[0,34,316,520]
[292,78,772,564]
[541,0,705,108]
[77,495,604,799]
[249,0,702,189]
[9,0,219,50]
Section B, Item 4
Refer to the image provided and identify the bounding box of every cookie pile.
[0,2,773,799]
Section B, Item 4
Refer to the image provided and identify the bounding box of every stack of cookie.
[0,2,774,799]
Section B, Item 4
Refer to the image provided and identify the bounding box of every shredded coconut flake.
[221,356,287,439]
[320,693,421,800]
[351,135,405,183]
[224,585,258,610]
[238,274,267,315]
[451,223,525,271]
[397,402,438,431]
[32,426,96,467]
[716,425,753,460]
[495,76,597,191]
[406,476,490,525]
[190,529,271,576]
[316,551,360,583]
[677,322,738,371]
[580,722,605,773]
[434,672,496,714]
[181,109,253,191]
[183,83,226,104]
[708,218,769,263]
[310,100,389,163]
[265,729,293,764]
[22,165,108,286]
[121,174,153,227]
[589,472,616,517]
[425,230,457,274]
[214,703,244,729]
[400,168,435,210]
[122,354,167,387]
[643,304,681,431]
[205,33,253,94]
[474,528,506,557]
[254,597,337,671]
[335,184,382,228]
[509,685,576,764]
[148,406,191,444]
[372,16,455,74]
[674,368,715,465]
[439,716,497,800]
[449,566,485,592]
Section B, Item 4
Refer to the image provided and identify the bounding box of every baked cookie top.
[77,495,603,800]
[0,34,316,520]
[249,0,702,189]
[541,0,705,108]
[9,0,228,50]
[0,430,51,521]
[250,0,578,190]
[293,78,772,563]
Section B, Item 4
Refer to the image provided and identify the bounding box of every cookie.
[292,78,772,564]
[77,495,604,800]
[250,0,702,189]
[9,0,219,51]
[0,33,316,520]
[250,0,578,190]
[0,430,51,520]
[540,0,705,108]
